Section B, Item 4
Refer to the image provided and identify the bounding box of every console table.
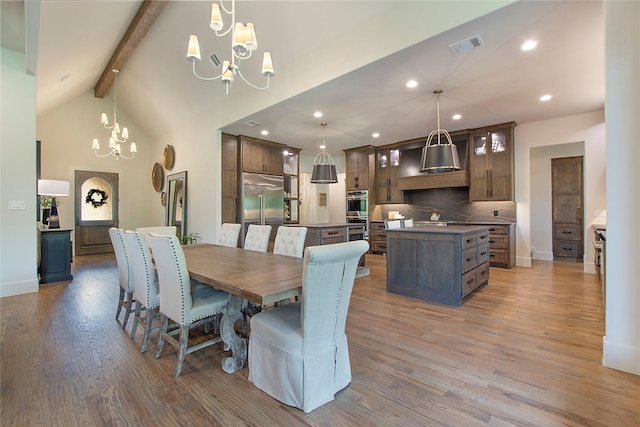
[38,226,73,284]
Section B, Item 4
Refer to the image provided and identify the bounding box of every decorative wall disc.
[152,162,164,192]
[163,145,175,170]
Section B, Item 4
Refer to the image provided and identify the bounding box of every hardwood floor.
[2,253,639,426]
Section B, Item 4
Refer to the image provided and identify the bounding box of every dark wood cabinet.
[552,156,583,261]
[344,146,374,191]
[369,221,387,254]
[221,133,238,223]
[486,223,516,268]
[469,122,516,201]
[241,136,284,175]
[376,148,403,203]
[39,227,73,284]
[284,149,300,224]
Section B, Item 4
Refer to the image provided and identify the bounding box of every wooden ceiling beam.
[94,0,168,98]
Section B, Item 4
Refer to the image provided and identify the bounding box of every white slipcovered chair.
[402,218,414,228]
[273,226,307,258]
[146,233,229,377]
[218,223,241,248]
[122,230,160,353]
[243,224,272,252]
[109,227,135,329]
[248,240,370,413]
[384,219,402,230]
[136,226,177,246]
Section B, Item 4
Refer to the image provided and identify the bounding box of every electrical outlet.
[493,210,499,216]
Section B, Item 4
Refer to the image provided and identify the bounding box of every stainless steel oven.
[346,190,368,238]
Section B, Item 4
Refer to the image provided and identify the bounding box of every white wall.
[0,47,39,297]
[37,90,154,235]
[514,111,606,270]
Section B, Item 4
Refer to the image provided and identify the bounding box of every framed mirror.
[166,171,187,237]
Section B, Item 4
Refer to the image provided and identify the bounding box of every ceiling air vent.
[449,35,484,54]
[243,120,262,127]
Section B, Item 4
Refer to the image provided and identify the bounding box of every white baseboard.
[0,278,39,298]
[532,251,554,261]
[516,256,532,267]
[603,335,640,375]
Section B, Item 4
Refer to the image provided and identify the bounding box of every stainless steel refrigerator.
[241,173,285,246]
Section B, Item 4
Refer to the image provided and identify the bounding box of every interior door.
[75,170,119,255]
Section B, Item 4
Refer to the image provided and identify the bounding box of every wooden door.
[75,170,119,255]
[552,156,583,261]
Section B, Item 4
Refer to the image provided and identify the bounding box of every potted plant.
[40,196,53,227]
[177,232,200,245]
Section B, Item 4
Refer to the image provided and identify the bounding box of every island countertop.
[386,224,489,234]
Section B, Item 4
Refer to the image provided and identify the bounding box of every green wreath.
[85,188,108,208]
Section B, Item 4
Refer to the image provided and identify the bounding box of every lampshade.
[37,179,70,196]
[420,143,460,173]
[311,164,338,184]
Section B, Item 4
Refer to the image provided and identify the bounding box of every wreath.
[85,188,108,208]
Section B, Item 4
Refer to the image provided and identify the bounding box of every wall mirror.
[166,171,187,237]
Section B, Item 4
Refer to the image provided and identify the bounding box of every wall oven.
[346,190,368,238]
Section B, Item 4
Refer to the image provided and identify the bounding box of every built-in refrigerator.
[241,173,285,246]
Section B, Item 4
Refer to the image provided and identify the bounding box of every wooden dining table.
[181,244,304,373]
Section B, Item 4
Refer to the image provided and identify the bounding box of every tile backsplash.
[376,188,516,223]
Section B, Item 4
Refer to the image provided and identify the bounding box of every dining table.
[181,243,304,373]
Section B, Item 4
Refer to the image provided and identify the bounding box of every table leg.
[220,294,247,373]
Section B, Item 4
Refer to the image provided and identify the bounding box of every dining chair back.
[122,230,160,353]
[402,218,414,228]
[273,226,307,258]
[146,233,230,376]
[248,240,370,413]
[384,219,402,229]
[243,224,272,252]
[109,227,135,329]
[218,223,241,248]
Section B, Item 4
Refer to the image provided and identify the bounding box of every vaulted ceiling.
[2,0,604,155]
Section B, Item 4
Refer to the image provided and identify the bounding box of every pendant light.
[311,123,338,184]
[420,89,460,174]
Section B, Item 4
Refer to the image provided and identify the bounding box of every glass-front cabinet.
[469,122,516,201]
[376,148,403,204]
[284,149,300,223]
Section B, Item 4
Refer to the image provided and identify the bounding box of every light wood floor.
[2,253,639,426]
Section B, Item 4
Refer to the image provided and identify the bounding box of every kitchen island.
[386,225,490,306]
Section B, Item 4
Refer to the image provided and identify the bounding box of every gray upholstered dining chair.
[248,240,370,413]
[273,226,307,258]
[109,227,135,329]
[243,224,272,252]
[122,230,160,353]
[146,233,229,377]
[402,218,414,227]
[218,223,241,248]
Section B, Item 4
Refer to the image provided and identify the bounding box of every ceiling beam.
[94,0,168,98]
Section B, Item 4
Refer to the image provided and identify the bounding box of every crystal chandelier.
[186,0,275,95]
[420,89,460,173]
[311,123,338,184]
[92,69,137,160]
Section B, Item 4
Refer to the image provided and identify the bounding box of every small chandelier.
[186,0,275,95]
[311,123,338,184]
[420,89,460,174]
[92,69,137,160]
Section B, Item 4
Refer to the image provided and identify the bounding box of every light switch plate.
[9,200,26,210]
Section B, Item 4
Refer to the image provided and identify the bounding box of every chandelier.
[92,69,137,160]
[186,0,274,95]
[420,89,460,173]
[311,123,338,184]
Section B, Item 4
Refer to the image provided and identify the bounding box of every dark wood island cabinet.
[386,225,489,306]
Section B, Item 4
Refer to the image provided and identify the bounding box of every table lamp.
[38,179,70,229]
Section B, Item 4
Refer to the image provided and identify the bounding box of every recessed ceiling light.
[320,144,326,149]
[540,94,552,102]
[372,132,380,138]
[521,40,538,51]
[452,114,462,120]
[406,80,418,89]
[261,130,269,136]
[313,111,323,118]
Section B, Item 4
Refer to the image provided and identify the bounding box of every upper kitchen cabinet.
[241,136,285,175]
[469,122,516,201]
[284,149,300,224]
[376,147,403,203]
[345,146,375,191]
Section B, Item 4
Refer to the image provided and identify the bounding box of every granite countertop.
[294,223,354,228]
[386,224,489,234]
